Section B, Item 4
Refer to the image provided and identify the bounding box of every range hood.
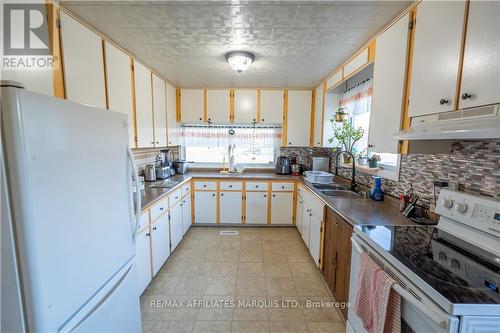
[394,103,500,140]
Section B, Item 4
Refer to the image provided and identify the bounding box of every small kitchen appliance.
[347,189,500,333]
[172,160,190,174]
[275,156,291,175]
[290,163,303,176]
[155,149,175,179]
[144,164,156,181]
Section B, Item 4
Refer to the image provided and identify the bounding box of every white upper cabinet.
[459,0,500,109]
[180,89,204,123]
[60,12,106,108]
[206,89,231,123]
[166,83,179,146]
[152,74,167,147]
[409,0,466,117]
[134,61,154,148]
[260,90,284,124]
[369,13,410,154]
[326,70,343,91]
[234,90,258,123]
[103,41,135,148]
[313,84,324,147]
[286,90,312,146]
[343,48,369,79]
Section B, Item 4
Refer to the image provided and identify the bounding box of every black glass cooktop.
[358,225,500,305]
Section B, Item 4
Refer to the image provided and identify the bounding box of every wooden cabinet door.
[334,218,353,320]
[296,195,304,234]
[152,74,167,147]
[60,12,106,108]
[409,1,466,117]
[206,89,231,123]
[313,84,324,147]
[170,203,183,251]
[234,90,258,123]
[166,82,179,146]
[245,192,268,224]
[322,210,337,294]
[136,227,152,294]
[134,61,154,147]
[459,1,500,109]
[220,192,243,223]
[309,213,322,267]
[181,195,192,235]
[180,89,204,123]
[369,13,409,154]
[270,192,294,224]
[151,215,170,277]
[104,41,135,148]
[260,90,284,124]
[286,90,312,146]
[194,191,217,223]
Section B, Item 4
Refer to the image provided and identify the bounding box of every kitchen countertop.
[139,171,418,227]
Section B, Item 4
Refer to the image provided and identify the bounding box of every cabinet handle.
[153,227,157,231]
[272,194,275,197]
[151,141,154,144]
[255,185,259,188]
[281,185,285,189]
[261,118,264,122]
[221,193,224,196]
[203,185,207,187]
[253,118,256,122]
[461,93,472,100]
[146,233,150,237]
[199,117,202,120]
[160,207,164,211]
[264,194,267,197]
[439,98,449,105]
[229,185,232,188]
[156,141,159,144]
[288,142,291,145]
[212,193,216,197]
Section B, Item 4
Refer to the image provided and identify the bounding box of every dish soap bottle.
[370,177,384,201]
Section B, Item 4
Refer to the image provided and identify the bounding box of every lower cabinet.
[309,213,322,265]
[220,192,243,223]
[194,191,217,223]
[301,205,311,245]
[170,203,183,251]
[298,185,325,267]
[181,195,192,235]
[296,195,304,232]
[270,192,294,224]
[136,227,152,294]
[245,192,268,224]
[150,215,170,277]
[322,208,353,320]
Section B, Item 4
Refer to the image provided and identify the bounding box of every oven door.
[347,235,460,333]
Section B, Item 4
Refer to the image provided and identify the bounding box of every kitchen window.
[182,125,281,168]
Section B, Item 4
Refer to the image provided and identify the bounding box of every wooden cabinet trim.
[282,90,289,146]
[309,90,316,147]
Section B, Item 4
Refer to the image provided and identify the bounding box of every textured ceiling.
[61,0,412,88]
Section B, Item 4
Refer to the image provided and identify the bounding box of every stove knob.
[450,259,461,269]
[456,202,468,214]
[438,252,447,261]
[443,199,454,209]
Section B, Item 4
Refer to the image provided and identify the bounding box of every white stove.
[347,189,500,333]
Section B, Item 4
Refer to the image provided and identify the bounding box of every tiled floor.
[141,226,346,333]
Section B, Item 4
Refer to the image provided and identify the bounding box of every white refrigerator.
[1,81,142,332]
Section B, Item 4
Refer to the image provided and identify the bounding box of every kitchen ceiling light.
[225,51,255,73]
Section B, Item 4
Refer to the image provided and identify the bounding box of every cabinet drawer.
[182,183,191,196]
[150,197,168,221]
[138,211,150,232]
[194,181,217,191]
[272,182,294,192]
[220,181,242,191]
[169,188,182,207]
[245,181,268,191]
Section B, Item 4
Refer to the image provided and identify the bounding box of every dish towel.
[354,252,402,333]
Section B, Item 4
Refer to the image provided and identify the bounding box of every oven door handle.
[351,236,458,332]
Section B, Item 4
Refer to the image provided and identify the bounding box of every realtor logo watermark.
[2,3,56,70]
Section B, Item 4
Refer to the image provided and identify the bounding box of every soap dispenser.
[370,176,384,201]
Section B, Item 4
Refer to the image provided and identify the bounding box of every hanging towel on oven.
[354,252,401,333]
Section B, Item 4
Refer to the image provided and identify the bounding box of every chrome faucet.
[334,150,357,192]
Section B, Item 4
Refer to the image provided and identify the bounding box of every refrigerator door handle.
[127,147,141,243]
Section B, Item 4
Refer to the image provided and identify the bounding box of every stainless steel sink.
[313,183,349,190]
[320,189,363,198]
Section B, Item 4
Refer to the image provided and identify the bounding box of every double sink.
[313,184,363,198]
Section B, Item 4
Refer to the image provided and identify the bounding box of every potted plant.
[328,120,364,164]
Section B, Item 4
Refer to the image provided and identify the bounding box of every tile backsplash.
[281,139,500,209]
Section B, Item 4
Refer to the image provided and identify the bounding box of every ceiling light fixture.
[225,51,255,73]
